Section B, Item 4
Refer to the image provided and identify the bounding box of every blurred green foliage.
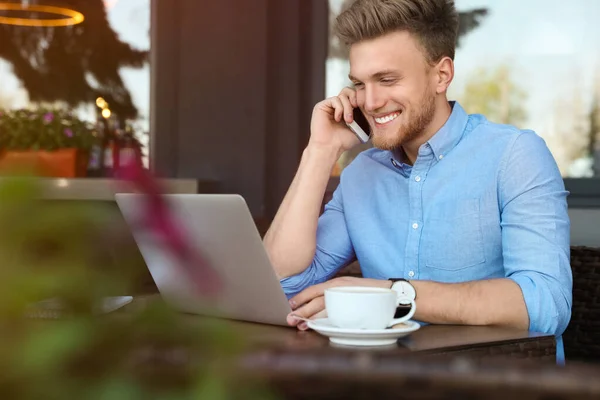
[0,176,274,399]
[459,64,528,127]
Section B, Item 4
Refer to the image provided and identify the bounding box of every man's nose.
[363,84,385,113]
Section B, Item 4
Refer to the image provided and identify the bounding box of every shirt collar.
[426,101,469,162]
[386,101,469,174]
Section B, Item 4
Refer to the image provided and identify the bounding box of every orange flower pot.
[0,148,88,178]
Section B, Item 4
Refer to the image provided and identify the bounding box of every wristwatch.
[388,278,417,305]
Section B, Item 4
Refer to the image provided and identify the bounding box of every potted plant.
[0,107,99,178]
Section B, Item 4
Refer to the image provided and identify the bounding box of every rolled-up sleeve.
[499,131,572,336]
[280,184,356,298]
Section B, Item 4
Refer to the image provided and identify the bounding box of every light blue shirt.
[281,102,572,363]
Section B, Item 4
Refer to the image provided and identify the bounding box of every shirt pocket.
[422,198,486,271]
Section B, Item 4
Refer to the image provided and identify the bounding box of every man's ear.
[434,57,454,94]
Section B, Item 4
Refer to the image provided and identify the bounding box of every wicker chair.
[563,246,600,363]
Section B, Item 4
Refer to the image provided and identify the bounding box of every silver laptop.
[115,193,292,326]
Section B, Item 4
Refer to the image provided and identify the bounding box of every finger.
[298,297,325,331]
[328,96,344,122]
[287,311,310,327]
[286,312,301,327]
[300,296,326,319]
[337,93,355,124]
[287,296,325,325]
[339,87,358,108]
[289,282,328,309]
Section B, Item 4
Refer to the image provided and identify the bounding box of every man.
[263,0,572,362]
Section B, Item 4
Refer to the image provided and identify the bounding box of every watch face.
[392,281,416,301]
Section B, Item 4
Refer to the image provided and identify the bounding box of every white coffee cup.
[324,286,416,330]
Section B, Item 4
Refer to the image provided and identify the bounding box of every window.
[326,0,600,179]
[0,0,150,173]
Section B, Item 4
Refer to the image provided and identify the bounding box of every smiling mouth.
[374,111,401,125]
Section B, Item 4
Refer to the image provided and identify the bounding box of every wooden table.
[228,319,555,361]
[152,308,600,400]
[219,316,596,400]
[124,295,555,363]
[116,296,600,400]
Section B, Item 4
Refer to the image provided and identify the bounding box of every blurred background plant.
[0,175,274,399]
[0,107,98,151]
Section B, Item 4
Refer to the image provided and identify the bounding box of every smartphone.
[346,107,371,143]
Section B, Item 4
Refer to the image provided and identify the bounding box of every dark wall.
[150,0,328,223]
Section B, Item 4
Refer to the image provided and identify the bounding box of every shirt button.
[415,176,421,182]
[412,222,418,229]
[439,155,444,160]
[408,271,415,278]
[391,159,398,167]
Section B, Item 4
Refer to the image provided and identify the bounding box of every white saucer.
[306,318,420,347]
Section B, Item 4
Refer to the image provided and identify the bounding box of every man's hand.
[287,276,392,330]
[308,87,362,154]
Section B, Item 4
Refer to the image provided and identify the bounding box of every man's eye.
[353,82,364,89]
[381,79,397,85]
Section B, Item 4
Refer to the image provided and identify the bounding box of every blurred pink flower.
[64,128,74,137]
[43,112,54,123]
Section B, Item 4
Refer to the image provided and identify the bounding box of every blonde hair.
[333,0,459,63]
